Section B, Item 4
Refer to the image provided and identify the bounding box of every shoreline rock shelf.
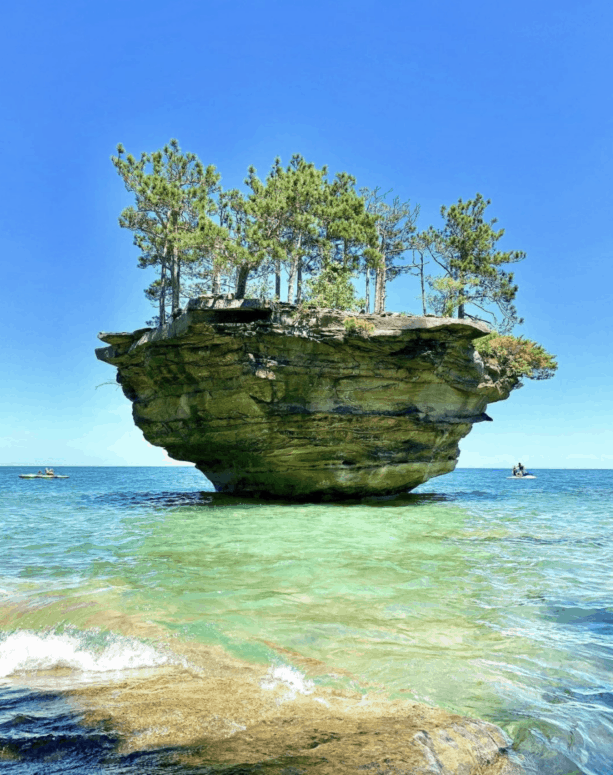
[96,297,516,499]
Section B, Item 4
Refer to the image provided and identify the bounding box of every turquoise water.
[1,466,612,773]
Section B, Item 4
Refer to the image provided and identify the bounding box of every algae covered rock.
[96,297,516,499]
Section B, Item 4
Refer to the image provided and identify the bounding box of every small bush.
[344,317,376,337]
[474,334,557,383]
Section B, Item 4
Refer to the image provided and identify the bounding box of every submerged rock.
[96,297,516,499]
[73,635,525,774]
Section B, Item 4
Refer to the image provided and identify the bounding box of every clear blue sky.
[2,0,611,470]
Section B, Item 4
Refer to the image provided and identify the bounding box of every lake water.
[1,466,612,773]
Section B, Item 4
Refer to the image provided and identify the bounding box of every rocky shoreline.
[73,632,525,774]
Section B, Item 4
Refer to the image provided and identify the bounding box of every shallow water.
[1,466,612,773]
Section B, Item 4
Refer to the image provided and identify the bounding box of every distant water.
[1,466,612,774]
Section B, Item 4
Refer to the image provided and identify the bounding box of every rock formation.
[75,649,525,773]
[96,297,516,499]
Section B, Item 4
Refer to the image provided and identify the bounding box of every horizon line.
[2,465,613,471]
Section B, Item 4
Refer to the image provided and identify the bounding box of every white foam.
[261,664,315,703]
[0,629,171,678]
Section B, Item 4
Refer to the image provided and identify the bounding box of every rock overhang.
[96,296,514,500]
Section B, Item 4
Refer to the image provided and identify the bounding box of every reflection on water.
[89,489,453,512]
[89,490,215,508]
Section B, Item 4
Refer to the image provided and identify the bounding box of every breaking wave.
[0,629,171,678]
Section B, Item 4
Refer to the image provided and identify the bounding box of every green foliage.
[360,187,420,313]
[245,272,272,301]
[343,317,375,336]
[111,139,221,322]
[111,143,556,388]
[420,193,524,333]
[302,261,363,311]
[474,334,558,384]
[111,144,525,329]
[244,155,380,303]
[427,275,481,317]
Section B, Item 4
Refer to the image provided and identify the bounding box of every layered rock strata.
[96,297,516,499]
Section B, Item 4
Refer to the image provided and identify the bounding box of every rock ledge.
[96,297,516,499]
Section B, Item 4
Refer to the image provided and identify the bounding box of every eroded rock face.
[96,297,516,499]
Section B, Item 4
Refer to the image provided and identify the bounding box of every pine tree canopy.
[111,144,544,356]
[419,193,525,333]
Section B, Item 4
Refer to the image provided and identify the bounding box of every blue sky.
[1,0,611,470]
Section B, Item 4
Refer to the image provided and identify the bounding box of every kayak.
[507,475,536,479]
[19,474,70,479]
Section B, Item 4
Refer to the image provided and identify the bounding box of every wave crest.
[0,629,171,677]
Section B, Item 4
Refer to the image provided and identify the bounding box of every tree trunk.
[171,243,180,314]
[295,260,303,303]
[212,264,221,295]
[374,263,386,314]
[373,270,379,313]
[287,255,297,303]
[286,236,302,304]
[365,268,370,313]
[454,268,464,318]
[235,263,250,299]
[274,259,281,300]
[419,253,426,315]
[159,241,168,325]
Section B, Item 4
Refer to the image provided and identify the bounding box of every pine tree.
[307,172,380,307]
[420,194,525,332]
[243,156,325,303]
[112,140,220,322]
[360,188,420,314]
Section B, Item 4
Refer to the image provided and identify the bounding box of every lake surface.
[1,466,612,773]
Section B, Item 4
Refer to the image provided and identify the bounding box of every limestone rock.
[73,639,525,774]
[96,297,517,499]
